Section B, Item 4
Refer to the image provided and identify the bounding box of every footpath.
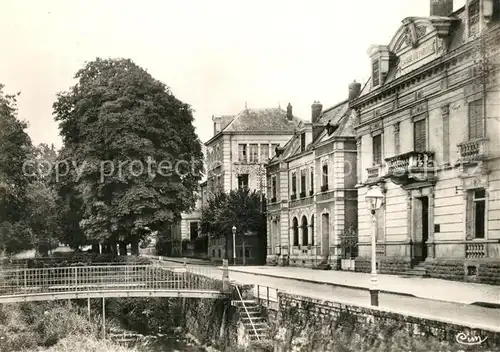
[157,256,500,307]
[223,265,500,307]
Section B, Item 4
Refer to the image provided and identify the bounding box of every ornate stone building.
[266,83,360,268]
[352,0,500,283]
[205,106,302,264]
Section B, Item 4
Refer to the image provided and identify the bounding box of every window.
[322,164,328,190]
[189,222,198,241]
[394,123,400,155]
[468,0,480,37]
[249,144,258,163]
[372,134,382,166]
[413,119,426,152]
[310,216,314,246]
[218,249,221,258]
[292,218,299,246]
[238,174,249,190]
[472,189,486,239]
[291,172,297,194]
[271,176,277,200]
[238,144,247,162]
[372,59,380,87]
[245,248,250,258]
[468,98,484,140]
[300,169,306,196]
[300,133,306,152]
[260,144,269,161]
[271,144,279,156]
[216,175,221,191]
[301,216,308,246]
[310,168,314,195]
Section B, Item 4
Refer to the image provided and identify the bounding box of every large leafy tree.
[24,143,60,256]
[0,84,33,255]
[200,188,266,238]
[53,58,204,254]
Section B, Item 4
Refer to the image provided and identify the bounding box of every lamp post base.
[369,289,379,306]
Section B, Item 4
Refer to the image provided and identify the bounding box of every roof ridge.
[321,99,349,113]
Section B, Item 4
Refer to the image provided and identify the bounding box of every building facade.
[204,106,303,264]
[352,0,500,283]
[266,83,360,269]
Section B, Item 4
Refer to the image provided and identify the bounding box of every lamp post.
[365,186,384,306]
[232,226,237,265]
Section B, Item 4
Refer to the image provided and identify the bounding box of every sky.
[0,0,465,149]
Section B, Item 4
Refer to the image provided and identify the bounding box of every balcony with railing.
[365,165,384,185]
[385,151,436,186]
[458,138,489,164]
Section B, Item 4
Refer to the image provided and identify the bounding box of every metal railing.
[255,284,279,309]
[0,264,223,297]
[235,284,259,341]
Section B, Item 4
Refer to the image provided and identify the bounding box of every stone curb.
[226,267,500,309]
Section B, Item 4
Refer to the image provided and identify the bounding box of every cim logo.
[455,330,488,346]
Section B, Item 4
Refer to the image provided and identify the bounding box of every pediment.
[388,17,456,54]
[386,17,458,79]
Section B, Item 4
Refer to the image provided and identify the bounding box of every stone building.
[204,106,302,264]
[352,0,500,283]
[266,83,360,269]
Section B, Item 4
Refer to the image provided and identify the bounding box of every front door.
[421,196,429,260]
[321,213,330,259]
[413,196,429,262]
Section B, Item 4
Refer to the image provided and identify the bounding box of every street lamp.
[365,186,384,306]
[232,226,237,265]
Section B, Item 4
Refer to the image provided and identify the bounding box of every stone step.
[241,317,266,323]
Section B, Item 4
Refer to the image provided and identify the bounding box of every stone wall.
[355,257,411,274]
[354,256,500,285]
[270,293,500,351]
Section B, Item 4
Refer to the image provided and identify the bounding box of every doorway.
[413,196,429,262]
[421,196,429,260]
[321,213,330,259]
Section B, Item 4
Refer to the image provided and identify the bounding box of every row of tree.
[1,58,204,256]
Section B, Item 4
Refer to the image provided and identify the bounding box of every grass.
[0,302,136,352]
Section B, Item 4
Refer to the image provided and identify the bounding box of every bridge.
[0,262,227,303]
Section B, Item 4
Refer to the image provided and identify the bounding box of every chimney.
[286,103,293,120]
[311,101,323,141]
[311,101,322,123]
[348,80,362,101]
[430,0,453,16]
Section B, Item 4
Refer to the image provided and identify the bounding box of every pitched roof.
[220,115,235,130]
[316,100,349,125]
[223,107,302,133]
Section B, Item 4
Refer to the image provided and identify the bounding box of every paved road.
[159,260,500,332]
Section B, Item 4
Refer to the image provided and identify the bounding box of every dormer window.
[468,0,480,37]
[300,132,306,152]
[368,45,391,88]
[372,58,380,87]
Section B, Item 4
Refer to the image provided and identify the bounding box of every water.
[115,335,208,352]
[136,337,204,351]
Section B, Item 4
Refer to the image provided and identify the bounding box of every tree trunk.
[102,244,111,254]
[92,244,100,254]
[131,240,139,256]
[119,242,127,256]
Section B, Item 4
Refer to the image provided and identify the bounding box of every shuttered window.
[468,98,484,140]
[413,119,426,152]
[372,135,382,165]
[372,59,380,87]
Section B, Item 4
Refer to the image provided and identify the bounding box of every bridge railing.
[0,264,223,296]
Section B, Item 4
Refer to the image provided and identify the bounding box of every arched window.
[310,215,315,246]
[302,216,308,246]
[292,217,299,246]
